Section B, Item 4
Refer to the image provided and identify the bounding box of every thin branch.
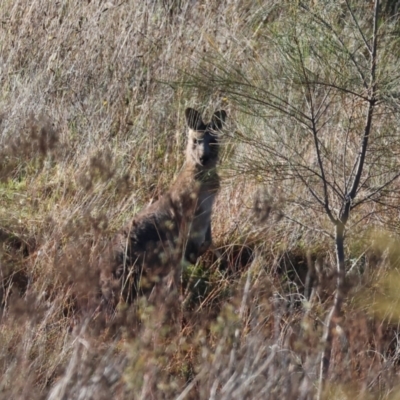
[245,129,345,199]
[345,0,372,53]
[351,171,400,209]
[294,35,337,224]
[341,0,379,224]
[292,169,339,224]
[314,84,336,123]
[222,88,314,129]
[281,213,334,240]
[299,2,369,90]
[314,104,340,137]
[371,197,400,209]
[185,54,316,122]
[342,105,357,195]
[184,62,314,125]
[349,210,383,230]
[303,80,369,101]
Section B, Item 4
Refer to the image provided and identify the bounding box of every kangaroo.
[102,108,227,304]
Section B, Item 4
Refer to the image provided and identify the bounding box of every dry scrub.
[1,1,400,399]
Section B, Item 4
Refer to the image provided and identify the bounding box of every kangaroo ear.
[211,110,227,130]
[185,108,203,130]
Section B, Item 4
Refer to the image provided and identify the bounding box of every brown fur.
[101,108,227,304]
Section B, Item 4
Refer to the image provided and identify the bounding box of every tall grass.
[0,1,400,399]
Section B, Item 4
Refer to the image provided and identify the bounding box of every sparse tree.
[184,0,400,394]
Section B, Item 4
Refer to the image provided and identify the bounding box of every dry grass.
[1,1,400,399]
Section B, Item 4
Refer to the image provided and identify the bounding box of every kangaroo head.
[185,108,227,168]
